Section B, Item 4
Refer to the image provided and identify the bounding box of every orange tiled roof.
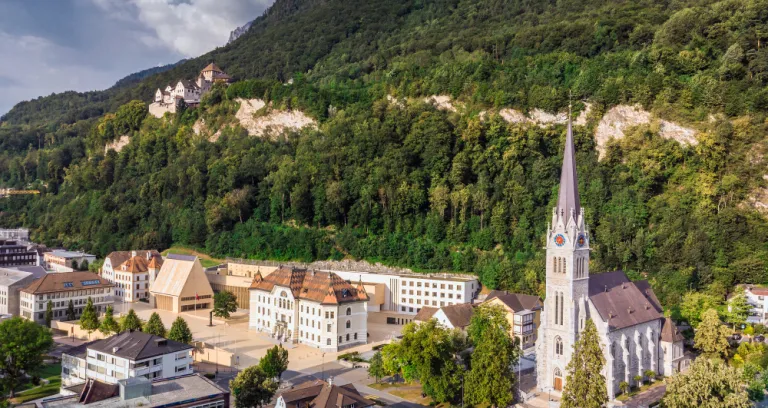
[147,255,163,270]
[22,271,112,294]
[117,255,150,274]
[249,267,368,305]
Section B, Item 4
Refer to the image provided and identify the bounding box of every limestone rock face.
[104,135,130,154]
[234,98,316,138]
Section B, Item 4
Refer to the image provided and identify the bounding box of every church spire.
[556,105,580,222]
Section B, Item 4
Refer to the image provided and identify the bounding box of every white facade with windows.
[744,286,768,324]
[19,272,113,325]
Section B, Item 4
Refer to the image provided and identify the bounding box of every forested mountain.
[2,0,768,308]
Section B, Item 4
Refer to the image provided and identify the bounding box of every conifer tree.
[144,312,167,337]
[79,297,100,339]
[695,308,731,359]
[368,351,385,383]
[168,316,193,344]
[99,305,119,336]
[44,300,53,328]
[561,319,608,408]
[121,309,143,332]
[66,299,76,321]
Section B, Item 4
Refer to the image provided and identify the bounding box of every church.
[535,116,686,400]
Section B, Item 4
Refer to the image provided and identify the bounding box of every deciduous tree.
[66,299,76,321]
[213,291,238,319]
[694,308,731,359]
[0,317,54,397]
[45,300,53,328]
[230,365,278,408]
[79,297,99,339]
[663,358,750,408]
[368,351,385,383]
[259,345,289,379]
[121,309,143,332]
[99,305,119,336]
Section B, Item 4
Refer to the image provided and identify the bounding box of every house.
[61,330,194,386]
[249,267,368,351]
[19,271,113,324]
[43,373,229,408]
[414,303,475,331]
[0,267,44,316]
[536,115,685,399]
[743,285,768,324]
[149,254,214,313]
[43,250,97,272]
[102,250,163,303]
[483,290,543,350]
[276,378,374,408]
[0,239,39,268]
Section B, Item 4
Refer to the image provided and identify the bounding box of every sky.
[0,0,275,116]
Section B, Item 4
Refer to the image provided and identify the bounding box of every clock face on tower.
[577,233,587,247]
[554,234,566,247]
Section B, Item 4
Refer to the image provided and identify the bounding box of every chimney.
[604,285,608,293]
[327,377,333,387]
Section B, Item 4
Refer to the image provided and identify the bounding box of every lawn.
[615,380,665,402]
[368,381,448,407]
[162,245,224,268]
[10,363,62,404]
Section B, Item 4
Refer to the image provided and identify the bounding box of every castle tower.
[536,111,591,394]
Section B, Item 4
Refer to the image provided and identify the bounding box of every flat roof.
[45,250,96,258]
[0,268,33,287]
[42,374,228,408]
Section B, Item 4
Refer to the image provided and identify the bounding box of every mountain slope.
[2,0,768,307]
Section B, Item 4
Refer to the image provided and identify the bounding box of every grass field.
[162,245,224,268]
[368,382,438,406]
[10,363,62,404]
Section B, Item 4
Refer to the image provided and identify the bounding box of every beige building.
[20,271,113,324]
[483,290,542,351]
[249,267,368,351]
[44,250,97,272]
[206,272,253,310]
[103,252,163,303]
[149,254,214,313]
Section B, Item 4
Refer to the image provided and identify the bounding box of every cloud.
[93,0,272,57]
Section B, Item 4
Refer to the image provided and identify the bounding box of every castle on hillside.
[153,63,231,107]
[536,113,689,400]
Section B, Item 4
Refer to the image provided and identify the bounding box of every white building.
[19,271,113,324]
[0,267,41,316]
[249,267,368,352]
[43,250,97,272]
[536,117,684,399]
[743,285,768,324]
[61,331,194,387]
[154,63,231,107]
[414,303,475,331]
[101,250,162,303]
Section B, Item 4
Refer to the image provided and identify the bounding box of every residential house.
[276,378,373,408]
[484,290,543,350]
[414,303,475,331]
[743,285,768,324]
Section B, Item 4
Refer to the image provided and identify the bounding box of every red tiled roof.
[249,268,367,305]
[22,271,112,294]
[117,255,149,274]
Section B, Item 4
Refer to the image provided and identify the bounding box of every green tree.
[79,297,100,339]
[229,365,278,408]
[465,304,519,407]
[663,358,750,408]
[561,319,608,408]
[99,305,119,336]
[368,351,385,383]
[168,316,193,344]
[0,317,54,397]
[144,312,166,337]
[44,300,53,328]
[694,308,731,359]
[726,293,751,328]
[121,309,143,332]
[259,345,289,379]
[66,299,76,321]
[619,381,630,395]
[213,291,238,319]
[680,292,722,328]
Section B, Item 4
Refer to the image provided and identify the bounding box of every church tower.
[536,112,591,394]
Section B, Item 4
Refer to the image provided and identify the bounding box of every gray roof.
[486,290,542,312]
[46,250,95,258]
[661,317,685,343]
[0,268,34,287]
[64,340,100,359]
[166,253,197,262]
[8,265,47,279]
[588,271,663,331]
[88,331,192,361]
[556,116,580,220]
[439,303,475,329]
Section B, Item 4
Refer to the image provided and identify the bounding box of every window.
[354,333,358,340]
[176,365,187,373]
[327,324,332,332]
[338,336,342,343]
[346,307,352,316]
[346,321,351,329]
[555,337,563,356]
[327,339,331,345]
[346,334,350,341]
[63,282,74,288]
[97,354,105,361]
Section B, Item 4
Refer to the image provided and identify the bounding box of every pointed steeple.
[556,105,580,223]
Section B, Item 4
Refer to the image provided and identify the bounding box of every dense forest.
[2,0,768,307]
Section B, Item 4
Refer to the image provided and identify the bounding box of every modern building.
[102,251,163,303]
[414,303,475,331]
[61,331,194,386]
[276,378,374,408]
[0,239,38,268]
[0,268,40,316]
[0,228,30,241]
[535,116,684,399]
[248,267,368,351]
[484,290,543,351]
[44,374,229,408]
[149,254,214,313]
[44,250,97,272]
[743,285,768,324]
[206,270,253,310]
[19,271,113,324]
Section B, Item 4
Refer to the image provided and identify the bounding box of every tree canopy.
[259,345,289,379]
[168,316,193,344]
[561,319,608,408]
[229,365,278,408]
[0,317,54,397]
[213,291,238,319]
[663,358,751,408]
[144,312,167,337]
[695,308,732,359]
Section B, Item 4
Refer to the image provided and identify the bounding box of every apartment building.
[483,290,543,351]
[744,285,768,324]
[44,250,97,272]
[61,331,194,386]
[0,239,38,268]
[19,271,113,324]
[249,267,368,351]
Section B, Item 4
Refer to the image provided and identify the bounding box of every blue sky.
[0,0,274,116]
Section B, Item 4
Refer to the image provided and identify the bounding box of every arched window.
[354,333,358,340]
[554,257,559,274]
[346,333,350,341]
[555,336,563,356]
[554,367,562,378]
[346,320,351,329]
[559,292,564,325]
[554,291,559,325]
